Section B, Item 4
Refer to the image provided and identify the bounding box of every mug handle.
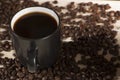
[27,41,38,73]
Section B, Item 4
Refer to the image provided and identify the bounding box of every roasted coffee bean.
[117,56,120,60]
[17,72,24,78]
[28,73,34,80]
[115,63,120,68]
[67,2,75,10]
[0,42,3,52]
[0,34,6,40]
[2,41,12,51]
[0,53,4,57]
[52,0,58,4]
[105,4,111,10]
[115,11,120,19]
[0,1,120,80]
[111,57,117,62]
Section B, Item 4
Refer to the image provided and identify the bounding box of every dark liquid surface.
[14,12,57,39]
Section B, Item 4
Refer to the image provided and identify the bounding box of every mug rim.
[10,7,60,40]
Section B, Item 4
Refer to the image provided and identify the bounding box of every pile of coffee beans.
[0,0,120,80]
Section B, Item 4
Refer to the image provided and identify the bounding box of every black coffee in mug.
[10,7,60,73]
[14,12,57,39]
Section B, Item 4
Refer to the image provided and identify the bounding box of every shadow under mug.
[10,7,61,73]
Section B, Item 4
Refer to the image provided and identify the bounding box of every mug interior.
[11,7,59,31]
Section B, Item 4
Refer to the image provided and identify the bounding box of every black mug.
[10,7,60,73]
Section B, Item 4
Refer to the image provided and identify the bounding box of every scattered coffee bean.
[2,41,12,51]
[0,53,4,57]
[0,0,120,80]
[52,0,58,4]
[17,72,24,78]
[0,42,3,52]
